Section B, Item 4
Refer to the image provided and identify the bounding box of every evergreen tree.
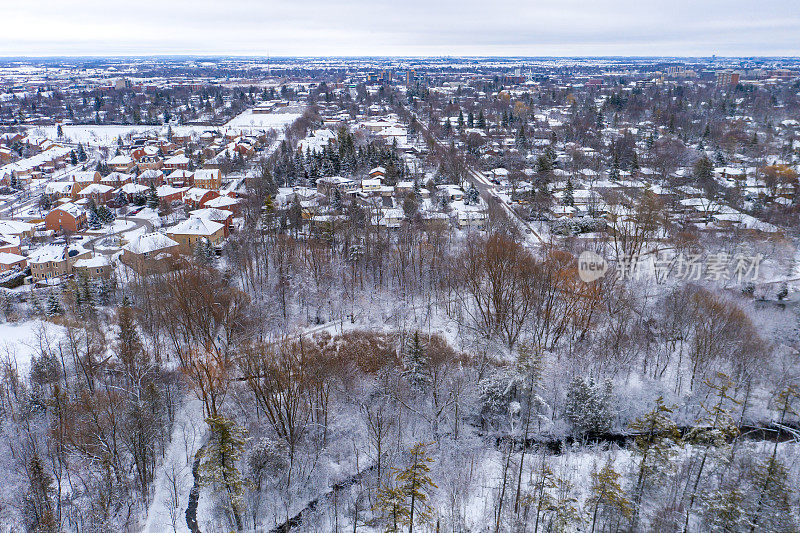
[564,377,613,435]
[146,186,159,210]
[478,110,486,129]
[76,143,87,162]
[194,238,214,264]
[586,461,632,533]
[377,483,410,533]
[562,179,575,207]
[330,188,343,212]
[515,124,528,150]
[23,455,57,533]
[402,332,430,390]
[288,195,303,232]
[628,397,681,527]
[46,290,63,317]
[465,184,480,205]
[201,416,247,532]
[379,442,437,533]
[609,154,620,181]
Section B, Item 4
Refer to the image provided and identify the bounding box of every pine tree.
[478,110,486,129]
[564,377,613,435]
[628,397,681,527]
[381,442,437,533]
[466,184,480,205]
[288,195,303,232]
[23,455,57,533]
[46,290,63,317]
[194,238,213,264]
[515,124,527,150]
[586,461,632,533]
[116,297,143,375]
[562,179,574,207]
[330,187,342,212]
[748,386,798,532]
[201,416,247,532]
[146,186,159,210]
[376,485,411,533]
[402,332,430,390]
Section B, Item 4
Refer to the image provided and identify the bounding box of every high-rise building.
[715,70,740,86]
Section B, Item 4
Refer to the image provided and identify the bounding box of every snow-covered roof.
[118,183,150,195]
[79,183,114,195]
[74,255,110,268]
[164,154,190,165]
[167,217,224,236]
[123,232,179,255]
[190,208,232,222]
[50,203,83,218]
[156,185,188,198]
[203,195,238,209]
[28,243,87,264]
[0,252,26,265]
[0,220,34,235]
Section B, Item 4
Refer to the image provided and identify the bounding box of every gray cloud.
[2,0,798,56]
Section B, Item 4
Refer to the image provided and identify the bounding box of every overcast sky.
[2,0,799,57]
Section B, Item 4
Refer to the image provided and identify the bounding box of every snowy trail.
[142,397,206,533]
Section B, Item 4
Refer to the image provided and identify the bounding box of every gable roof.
[168,217,224,236]
[122,232,179,255]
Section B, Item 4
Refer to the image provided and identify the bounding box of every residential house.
[166,169,194,187]
[193,169,221,189]
[45,203,86,233]
[317,176,358,196]
[0,252,27,273]
[190,208,234,236]
[73,255,112,279]
[121,232,181,274]
[69,171,102,196]
[137,169,165,187]
[163,154,191,171]
[28,243,90,281]
[184,187,219,209]
[203,194,240,216]
[156,185,187,204]
[108,154,136,173]
[78,183,115,205]
[167,217,226,253]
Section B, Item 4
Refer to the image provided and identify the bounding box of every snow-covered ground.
[223,109,303,132]
[27,125,214,146]
[0,320,65,378]
[142,397,206,533]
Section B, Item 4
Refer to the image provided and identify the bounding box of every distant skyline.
[3,0,799,58]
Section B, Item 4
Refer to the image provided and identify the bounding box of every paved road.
[407,108,544,244]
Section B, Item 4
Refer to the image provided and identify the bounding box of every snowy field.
[25,107,303,146]
[0,320,64,378]
[223,109,303,132]
[27,125,213,145]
